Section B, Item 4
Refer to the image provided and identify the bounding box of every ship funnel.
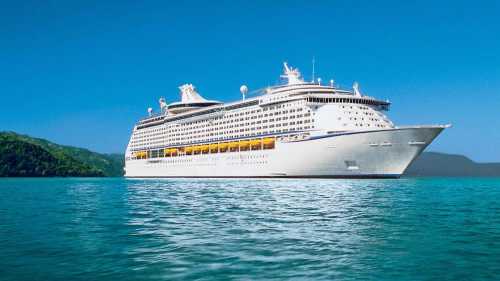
[179,84,209,103]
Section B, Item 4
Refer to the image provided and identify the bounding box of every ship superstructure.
[124,63,448,178]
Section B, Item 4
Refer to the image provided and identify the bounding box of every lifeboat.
[239,140,250,151]
[193,146,201,154]
[263,137,276,149]
[169,148,178,157]
[229,142,239,152]
[200,145,209,153]
[209,143,218,153]
[219,142,229,152]
[185,146,194,155]
[250,139,262,150]
[135,151,147,158]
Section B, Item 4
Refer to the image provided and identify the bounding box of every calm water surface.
[0,178,499,280]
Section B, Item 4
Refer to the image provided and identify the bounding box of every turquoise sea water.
[0,178,499,281]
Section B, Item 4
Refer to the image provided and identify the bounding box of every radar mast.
[280,62,303,85]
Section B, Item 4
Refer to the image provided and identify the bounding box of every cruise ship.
[124,63,449,178]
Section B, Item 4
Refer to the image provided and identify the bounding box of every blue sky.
[1,1,499,161]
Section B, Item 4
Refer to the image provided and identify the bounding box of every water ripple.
[0,177,500,280]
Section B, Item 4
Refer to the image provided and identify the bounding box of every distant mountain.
[0,132,124,177]
[405,152,500,177]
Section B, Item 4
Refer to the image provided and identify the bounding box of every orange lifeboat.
[199,145,209,154]
[250,139,262,150]
[219,142,229,153]
[135,151,147,159]
[263,137,276,149]
[239,140,250,151]
[169,148,178,157]
[209,143,218,153]
[193,146,201,154]
[228,142,239,152]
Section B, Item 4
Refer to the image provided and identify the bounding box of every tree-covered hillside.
[0,132,124,177]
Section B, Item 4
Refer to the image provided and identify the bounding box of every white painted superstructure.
[124,63,449,178]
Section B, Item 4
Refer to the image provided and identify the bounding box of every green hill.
[405,152,500,177]
[0,132,124,177]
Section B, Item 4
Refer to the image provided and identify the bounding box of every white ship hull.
[124,126,445,178]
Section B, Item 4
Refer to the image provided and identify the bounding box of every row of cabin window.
[307,97,385,106]
[131,125,314,148]
[132,126,313,150]
[136,112,311,137]
[131,114,313,144]
[133,118,314,143]
[131,118,313,146]
[178,108,306,129]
